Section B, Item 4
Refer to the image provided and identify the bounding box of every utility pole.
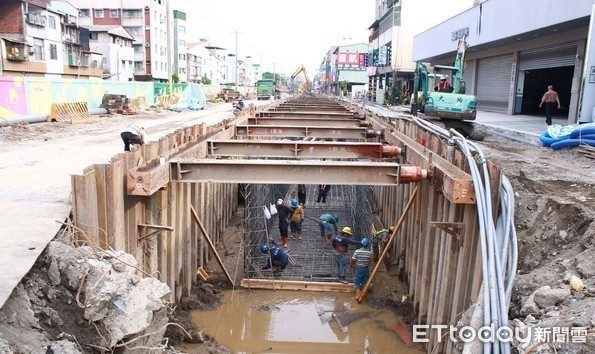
[234,31,238,92]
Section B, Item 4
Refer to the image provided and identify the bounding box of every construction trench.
[0,96,517,353]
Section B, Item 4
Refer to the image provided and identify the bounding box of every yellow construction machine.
[290,64,312,93]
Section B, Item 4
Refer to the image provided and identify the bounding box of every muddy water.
[184,289,424,354]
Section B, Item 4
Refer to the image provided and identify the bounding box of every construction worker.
[372,226,395,270]
[297,184,307,207]
[120,125,147,152]
[276,199,293,248]
[288,198,304,240]
[318,213,339,243]
[261,240,289,274]
[316,184,331,203]
[332,226,362,281]
[350,237,372,299]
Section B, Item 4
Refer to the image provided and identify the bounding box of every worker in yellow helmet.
[332,226,363,281]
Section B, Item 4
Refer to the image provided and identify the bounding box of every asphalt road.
[0,99,267,308]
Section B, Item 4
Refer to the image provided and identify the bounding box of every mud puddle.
[181,289,423,353]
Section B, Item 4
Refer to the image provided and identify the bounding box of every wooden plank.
[190,205,234,286]
[240,279,353,292]
[183,182,192,297]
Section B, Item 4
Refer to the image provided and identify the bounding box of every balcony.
[26,13,47,27]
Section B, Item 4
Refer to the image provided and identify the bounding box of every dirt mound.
[479,133,595,353]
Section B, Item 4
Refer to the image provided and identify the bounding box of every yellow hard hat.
[389,226,396,233]
[341,226,352,235]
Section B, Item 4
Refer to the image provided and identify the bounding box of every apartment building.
[172,10,187,82]
[86,26,135,81]
[187,40,213,83]
[73,0,170,82]
[367,0,476,102]
[0,0,102,78]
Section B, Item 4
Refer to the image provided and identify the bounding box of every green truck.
[255,79,280,100]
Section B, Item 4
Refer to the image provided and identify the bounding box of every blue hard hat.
[361,238,370,247]
[334,215,340,223]
[291,198,298,207]
[261,244,269,253]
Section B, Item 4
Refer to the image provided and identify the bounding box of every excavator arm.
[290,65,311,93]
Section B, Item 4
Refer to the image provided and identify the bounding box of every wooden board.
[240,278,354,292]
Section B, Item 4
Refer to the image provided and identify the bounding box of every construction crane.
[290,64,311,93]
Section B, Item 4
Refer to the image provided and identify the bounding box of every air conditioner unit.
[145,42,150,47]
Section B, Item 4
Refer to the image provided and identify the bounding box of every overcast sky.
[172,0,475,78]
[173,0,375,77]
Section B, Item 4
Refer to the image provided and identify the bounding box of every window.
[90,32,98,40]
[179,67,186,74]
[80,9,90,17]
[33,38,44,61]
[102,57,107,64]
[124,27,142,35]
[178,39,185,46]
[49,44,57,60]
[123,10,141,18]
[179,25,186,33]
[5,41,26,61]
[110,9,119,18]
[133,44,142,52]
[179,54,185,60]
[48,16,56,29]
[94,9,104,18]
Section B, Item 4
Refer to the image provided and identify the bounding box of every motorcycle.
[232,100,244,115]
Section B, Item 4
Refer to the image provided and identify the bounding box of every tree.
[340,80,349,96]
[385,83,402,106]
[200,75,211,85]
[171,73,180,83]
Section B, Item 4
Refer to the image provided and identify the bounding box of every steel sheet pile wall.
[71,123,238,301]
[242,184,290,274]
[370,117,486,354]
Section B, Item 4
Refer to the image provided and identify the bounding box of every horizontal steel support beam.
[206,140,402,159]
[367,115,476,204]
[247,117,362,127]
[235,124,376,139]
[258,111,354,118]
[170,159,427,185]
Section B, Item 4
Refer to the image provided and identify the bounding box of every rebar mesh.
[242,184,375,283]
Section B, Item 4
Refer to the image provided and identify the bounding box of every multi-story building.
[73,0,170,82]
[187,40,215,83]
[0,0,102,78]
[331,43,369,96]
[172,10,187,82]
[367,0,476,102]
[86,26,134,81]
[205,45,230,86]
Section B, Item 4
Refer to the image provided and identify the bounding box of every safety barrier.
[129,96,150,111]
[156,94,180,108]
[48,102,93,124]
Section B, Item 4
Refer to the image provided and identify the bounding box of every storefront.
[413,0,592,123]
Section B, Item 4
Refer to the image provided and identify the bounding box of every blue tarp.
[171,83,207,110]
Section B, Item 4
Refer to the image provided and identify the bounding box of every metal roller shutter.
[462,59,475,94]
[519,42,577,70]
[477,54,513,112]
